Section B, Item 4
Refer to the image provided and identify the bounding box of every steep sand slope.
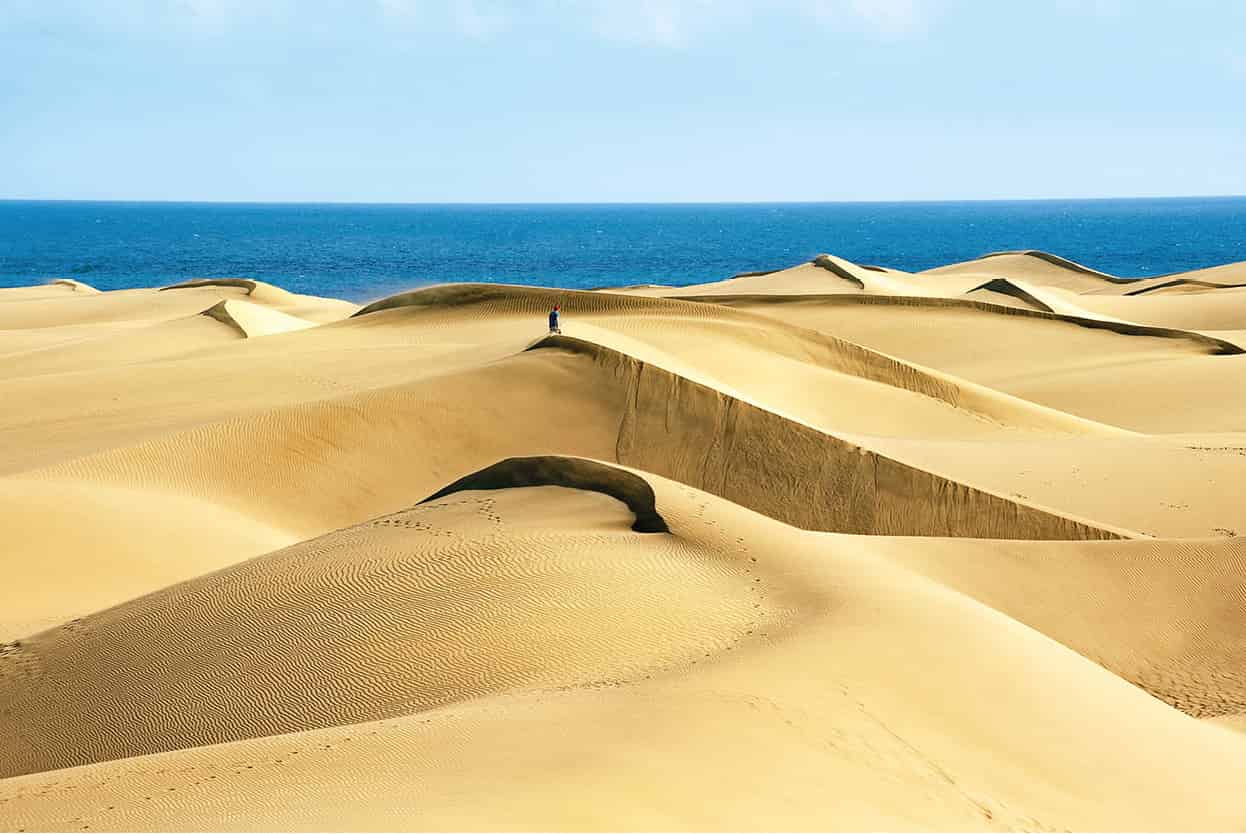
[4,467,1246,830]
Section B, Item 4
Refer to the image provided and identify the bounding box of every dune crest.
[422,455,670,532]
[48,278,100,293]
[200,298,317,338]
[162,276,286,297]
[971,249,1130,281]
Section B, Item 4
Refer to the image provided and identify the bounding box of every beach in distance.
[3,243,1246,830]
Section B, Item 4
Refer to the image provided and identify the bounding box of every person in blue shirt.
[548,305,561,334]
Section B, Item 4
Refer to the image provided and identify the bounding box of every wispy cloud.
[376,0,420,22]
[805,0,928,37]
[374,0,509,38]
[587,0,930,48]
[587,0,719,47]
[453,0,508,39]
[4,0,932,45]
[846,0,924,35]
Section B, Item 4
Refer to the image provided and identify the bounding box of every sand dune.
[3,252,1246,830]
[3,466,1246,830]
[922,250,1134,289]
[0,465,777,778]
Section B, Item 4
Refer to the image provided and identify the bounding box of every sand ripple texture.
[0,483,787,777]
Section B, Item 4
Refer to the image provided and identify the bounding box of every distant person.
[548,305,561,334]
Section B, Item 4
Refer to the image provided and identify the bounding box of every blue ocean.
[2,198,1243,303]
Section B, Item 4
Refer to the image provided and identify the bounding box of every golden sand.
[2,254,1245,830]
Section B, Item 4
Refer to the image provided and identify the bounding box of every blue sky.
[2,0,1244,202]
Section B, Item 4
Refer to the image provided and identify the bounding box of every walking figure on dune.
[548,304,561,334]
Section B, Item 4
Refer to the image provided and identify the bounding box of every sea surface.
[2,198,1244,302]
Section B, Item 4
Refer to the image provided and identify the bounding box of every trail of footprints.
[0,641,43,688]
[674,486,774,673]
[367,496,503,535]
[1,484,781,829]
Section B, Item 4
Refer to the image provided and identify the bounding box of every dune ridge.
[963,249,1132,282]
[48,278,100,293]
[422,456,670,532]
[810,253,866,288]
[531,334,1130,539]
[200,298,316,338]
[1123,277,1246,296]
[161,277,280,296]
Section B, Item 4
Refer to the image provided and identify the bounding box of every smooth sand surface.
[3,254,1246,831]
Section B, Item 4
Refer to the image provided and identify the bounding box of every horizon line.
[3,193,1246,208]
